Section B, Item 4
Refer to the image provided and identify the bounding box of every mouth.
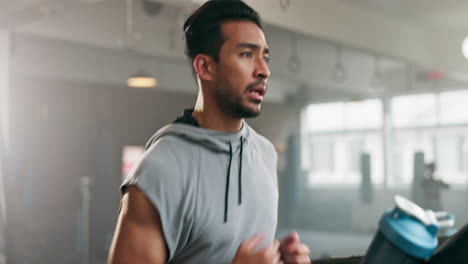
[245,80,267,103]
[247,85,266,103]
[249,85,266,96]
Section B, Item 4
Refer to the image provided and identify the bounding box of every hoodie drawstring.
[224,142,233,223]
[238,137,243,205]
[224,137,244,223]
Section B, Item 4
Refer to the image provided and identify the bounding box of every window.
[390,130,434,185]
[303,100,382,132]
[390,91,468,186]
[308,137,334,171]
[440,90,468,124]
[302,99,383,186]
[304,102,344,132]
[344,100,382,129]
[433,132,467,184]
[392,93,437,127]
[302,90,468,188]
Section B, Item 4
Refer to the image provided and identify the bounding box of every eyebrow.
[236,42,270,55]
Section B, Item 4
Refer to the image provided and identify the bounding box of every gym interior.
[0,0,468,263]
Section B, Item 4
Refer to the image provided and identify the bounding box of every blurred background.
[1,0,468,263]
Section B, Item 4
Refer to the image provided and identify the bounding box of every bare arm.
[108,186,168,264]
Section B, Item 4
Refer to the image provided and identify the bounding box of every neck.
[192,88,243,133]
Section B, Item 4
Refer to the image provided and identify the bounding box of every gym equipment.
[312,196,463,264]
[428,223,468,263]
[80,176,92,264]
[362,195,440,264]
[360,152,373,204]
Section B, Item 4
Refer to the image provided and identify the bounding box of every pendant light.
[127,70,157,88]
[332,45,346,82]
[288,33,301,74]
[125,0,157,88]
[371,55,385,91]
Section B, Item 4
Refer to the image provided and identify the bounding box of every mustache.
[245,81,267,92]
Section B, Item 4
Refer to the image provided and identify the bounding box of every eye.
[241,51,253,58]
[263,56,270,63]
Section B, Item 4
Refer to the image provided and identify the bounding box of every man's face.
[213,20,270,118]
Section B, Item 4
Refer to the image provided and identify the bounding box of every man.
[108,0,311,263]
[421,162,449,211]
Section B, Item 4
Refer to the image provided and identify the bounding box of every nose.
[254,57,270,80]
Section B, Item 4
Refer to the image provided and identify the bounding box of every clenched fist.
[232,234,284,264]
[280,232,311,264]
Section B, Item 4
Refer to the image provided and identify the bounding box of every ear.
[193,54,216,81]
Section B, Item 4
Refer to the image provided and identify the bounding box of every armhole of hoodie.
[121,136,192,261]
[184,144,202,247]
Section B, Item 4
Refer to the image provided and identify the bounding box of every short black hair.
[183,0,263,77]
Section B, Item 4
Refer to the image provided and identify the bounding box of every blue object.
[380,207,439,259]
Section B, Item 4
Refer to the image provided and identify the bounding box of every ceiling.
[341,0,468,32]
[1,0,468,103]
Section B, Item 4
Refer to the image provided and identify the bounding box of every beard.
[214,81,262,119]
[230,98,261,118]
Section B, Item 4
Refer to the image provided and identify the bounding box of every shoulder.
[140,136,183,174]
[247,125,277,160]
[122,135,194,193]
[145,135,185,160]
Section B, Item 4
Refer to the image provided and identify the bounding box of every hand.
[232,234,283,264]
[280,232,311,264]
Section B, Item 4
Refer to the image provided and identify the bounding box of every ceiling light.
[280,0,291,11]
[288,33,301,73]
[127,71,157,88]
[462,36,468,60]
[122,0,157,89]
[332,45,346,82]
[142,0,164,16]
[371,56,385,90]
[37,5,52,16]
[333,63,346,82]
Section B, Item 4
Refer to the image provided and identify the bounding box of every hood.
[145,121,251,153]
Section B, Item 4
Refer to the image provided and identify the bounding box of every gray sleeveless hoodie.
[122,121,278,264]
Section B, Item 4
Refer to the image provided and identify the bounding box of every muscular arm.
[108,186,168,264]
